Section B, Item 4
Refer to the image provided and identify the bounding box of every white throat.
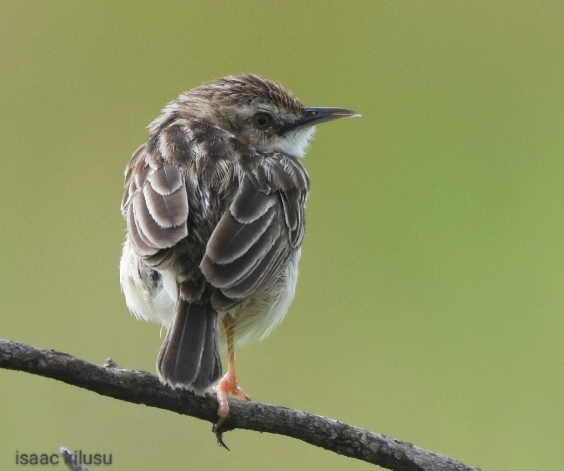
[267,127,316,158]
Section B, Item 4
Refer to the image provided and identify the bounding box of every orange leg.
[213,314,251,431]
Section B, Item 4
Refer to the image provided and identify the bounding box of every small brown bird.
[120,74,357,429]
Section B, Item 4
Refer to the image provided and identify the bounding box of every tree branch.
[0,339,482,471]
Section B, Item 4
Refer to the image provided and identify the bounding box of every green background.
[1,2,563,470]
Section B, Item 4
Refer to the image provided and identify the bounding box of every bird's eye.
[252,112,272,129]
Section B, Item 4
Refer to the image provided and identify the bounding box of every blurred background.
[1,1,564,470]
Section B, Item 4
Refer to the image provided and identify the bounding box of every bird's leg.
[213,314,251,431]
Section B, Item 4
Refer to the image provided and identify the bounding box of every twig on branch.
[0,339,482,471]
[60,448,91,471]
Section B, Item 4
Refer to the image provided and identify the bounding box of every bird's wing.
[122,143,188,267]
[201,153,309,306]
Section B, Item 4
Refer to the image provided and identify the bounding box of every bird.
[119,74,358,430]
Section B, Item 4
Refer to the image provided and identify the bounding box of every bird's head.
[166,74,358,158]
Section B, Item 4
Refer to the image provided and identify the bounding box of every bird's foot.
[212,371,251,435]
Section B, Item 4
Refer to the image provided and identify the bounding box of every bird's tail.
[157,297,222,394]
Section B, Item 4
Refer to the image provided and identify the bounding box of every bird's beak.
[278,107,360,135]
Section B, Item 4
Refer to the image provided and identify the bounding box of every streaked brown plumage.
[120,74,357,429]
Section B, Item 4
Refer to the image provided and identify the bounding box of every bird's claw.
[213,425,230,450]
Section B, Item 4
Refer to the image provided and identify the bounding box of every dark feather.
[132,191,188,249]
[124,144,147,189]
[229,180,275,223]
[127,204,158,257]
[206,201,276,265]
[210,289,240,311]
[279,188,306,247]
[134,162,153,191]
[143,183,188,228]
[201,207,280,289]
[144,248,174,269]
[157,297,221,393]
[201,154,308,304]
[220,235,287,299]
[147,163,184,195]
[191,308,222,392]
